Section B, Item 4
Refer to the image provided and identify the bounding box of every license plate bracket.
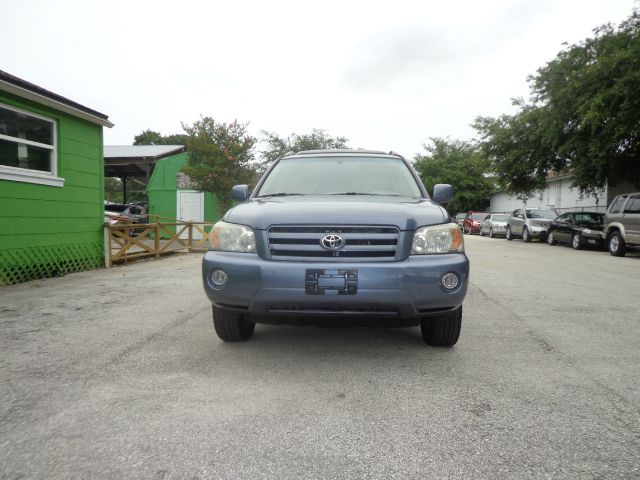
[305,269,358,295]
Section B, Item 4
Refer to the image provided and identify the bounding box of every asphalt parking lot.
[1,236,639,479]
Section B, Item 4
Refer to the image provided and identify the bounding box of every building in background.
[104,145,186,203]
[490,172,636,214]
[146,151,219,238]
[0,70,112,285]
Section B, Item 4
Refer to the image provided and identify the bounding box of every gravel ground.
[1,237,639,479]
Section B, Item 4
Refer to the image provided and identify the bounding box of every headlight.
[208,221,256,253]
[411,223,464,254]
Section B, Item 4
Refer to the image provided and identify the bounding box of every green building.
[0,70,113,285]
[146,150,219,236]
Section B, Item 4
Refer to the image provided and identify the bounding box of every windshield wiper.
[254,193,306,198]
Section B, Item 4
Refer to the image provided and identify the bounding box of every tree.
[473,100,561,198]
[104,177,124,203]
[475,9,640,197]
[259,129,348,171]
[529,9,640,194]
[413,138,495,214]
[181,117,257,216]
[104,177,147,204]
[133,129,188,145]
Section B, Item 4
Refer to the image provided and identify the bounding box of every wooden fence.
[104,219,214,267]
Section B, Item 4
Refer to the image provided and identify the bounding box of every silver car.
[479,213,509,238]
[506,208,557,242]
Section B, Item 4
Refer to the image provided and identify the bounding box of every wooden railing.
[105,219,214,267]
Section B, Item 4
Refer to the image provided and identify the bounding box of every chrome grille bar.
[267,225,400,262]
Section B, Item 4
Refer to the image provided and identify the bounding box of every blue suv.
[202,150,469,346]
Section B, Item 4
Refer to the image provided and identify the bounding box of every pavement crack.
[82,306,210,386]
[472,283,640,438]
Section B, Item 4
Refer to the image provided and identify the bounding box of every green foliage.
[259,129,348,171]
[104,177,123,203]
[413,138,495,214]
[531,10,640,194]
[104,177,147,204]
[133,129,188,146]
[473,100,560,199]
[475,9,640,196]
[181,117,257,215]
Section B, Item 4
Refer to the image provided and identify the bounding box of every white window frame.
[0,102,64,187]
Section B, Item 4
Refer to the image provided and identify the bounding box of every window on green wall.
[0,102,63,187]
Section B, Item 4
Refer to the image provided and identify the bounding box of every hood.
[224,196,448,231]
[530,218,556,223]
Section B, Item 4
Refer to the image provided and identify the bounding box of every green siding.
[0,91,105,285]
[147,152,219,236]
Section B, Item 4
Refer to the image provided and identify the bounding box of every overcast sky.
[1,0,636,158]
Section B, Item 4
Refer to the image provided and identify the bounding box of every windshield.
[575,213,603,223]
[256,156,423,198]
[471,213,485,220]
[526,209,556,219]
[491,214,508,221]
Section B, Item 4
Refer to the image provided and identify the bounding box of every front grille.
[267,225,399,261]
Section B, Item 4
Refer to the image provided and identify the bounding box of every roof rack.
[283,149,404,157]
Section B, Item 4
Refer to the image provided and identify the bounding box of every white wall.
[490,176,607,213]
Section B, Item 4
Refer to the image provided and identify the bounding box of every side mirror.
[231,184,249,202]
[432,184,453,205]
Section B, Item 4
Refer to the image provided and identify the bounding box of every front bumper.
[202,252,469,321]
[582,231,605,246]
[529,225,549,239]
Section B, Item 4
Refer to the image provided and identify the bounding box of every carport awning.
[104,145,186,180]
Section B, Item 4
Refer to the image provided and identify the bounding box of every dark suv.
[602,193,640,256]
[202,150,469,346]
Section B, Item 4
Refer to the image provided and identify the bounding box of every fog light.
[211,269,228,286]
[441,272,459,290]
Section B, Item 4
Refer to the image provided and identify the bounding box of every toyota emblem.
[321,234,345,251]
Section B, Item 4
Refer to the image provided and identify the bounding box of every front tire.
[547,232,557,245]
[506,226,513,241]
[212,306,255,341]
[608,231,627,257]
[479,227,484,236]
[489,228,495,238]
[571,232,582,250]
[522,227,532,243]
[421,306,462,347]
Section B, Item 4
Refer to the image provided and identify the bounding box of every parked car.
[547,211,604,249]
[455,213,466,227]
[104,203,148,235]
[479,213,509,238]
[462,211,487,235]
[104,203,147,222]
[602,193,640,256]
[506,208,557,242]
[201,149,469,346]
